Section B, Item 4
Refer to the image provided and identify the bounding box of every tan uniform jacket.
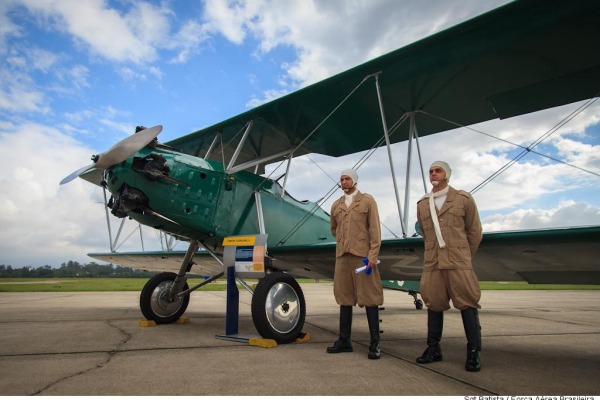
[417,186,482,270]
[330,191,381,260]
[330,191,383,306]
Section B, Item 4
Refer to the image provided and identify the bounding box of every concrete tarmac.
[0,283,599,396]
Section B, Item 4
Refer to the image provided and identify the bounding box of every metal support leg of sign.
[215,266,250,343]
[225,266,239,336]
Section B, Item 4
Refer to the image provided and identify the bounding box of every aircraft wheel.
[251,272,306,344]
[415,299,424,310]
[140,272,190,324]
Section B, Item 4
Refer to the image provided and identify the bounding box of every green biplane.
[61,0,600,343]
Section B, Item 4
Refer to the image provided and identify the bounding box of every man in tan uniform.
[416,161,483,372]
[327,168,383,360]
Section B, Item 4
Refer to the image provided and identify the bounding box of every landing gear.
[138,240,307,344]
[140,272,190,324]
[410,290,424,309]
[251,272,306,344]
[415,299,424,309]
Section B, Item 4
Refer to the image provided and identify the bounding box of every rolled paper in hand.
[355,258,380,275]
[355,265,368,273]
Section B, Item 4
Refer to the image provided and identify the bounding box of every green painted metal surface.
[105,147,334,250]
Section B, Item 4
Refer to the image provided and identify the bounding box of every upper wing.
[167,0,600,170]
[90,226,600,285]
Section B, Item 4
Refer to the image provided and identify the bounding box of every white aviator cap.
[430,160,451,182]
[340,168,358,184]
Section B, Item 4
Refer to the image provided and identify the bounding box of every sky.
[0,0,599,268]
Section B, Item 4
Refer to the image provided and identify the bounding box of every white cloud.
[202,0,254,44]
[0,0,21,53]
[0,69,49,114]
[61,106,134,141]
[0,122,168,267]
[202,0,511,94]
[1,47,91,108]
[483,200,600,232]
[19,0,160,64]
[168,20,210,64]
[22,47,62,72]
[0,123,102,266]
[117,66,148,82]
[246,88,290,108]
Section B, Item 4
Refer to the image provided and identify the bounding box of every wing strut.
[227,121,254,171]
[403,113,416,233]
[100,180,178,254]
[204,132,221,160]
[281,153,294,198]
[375,74,406,237]
[413,118,429,195]
[255,191,266,235]
[102,185,116,252]
[404,113,429,232]
[227,148,293,174]
[102,184,142,252]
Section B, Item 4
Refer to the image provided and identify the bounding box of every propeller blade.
[94,125,162,169]
[59,125,163,185]
[79,168,104,186]
[60,164,94,185]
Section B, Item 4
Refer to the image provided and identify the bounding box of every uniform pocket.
[447,238,471,268]
[350,205,368,221]
[448,207,465,228]
[424,241,436,266]
[332,207,343,218]
[420,208,433,231]
[350,207,368,240]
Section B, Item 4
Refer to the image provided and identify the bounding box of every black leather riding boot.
[416,309,444,364]
[366,306,381,359]
[327,305,353,353]
[461,307,481,372]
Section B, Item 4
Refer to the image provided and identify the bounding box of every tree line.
[0,261,155,278]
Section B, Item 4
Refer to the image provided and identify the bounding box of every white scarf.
[344,190,358,207]
[428,186,449,248]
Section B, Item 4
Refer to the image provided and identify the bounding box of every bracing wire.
[276,112,408,245]
[418,94,600,195]
[470,96,599,194]
[212,74,378,239]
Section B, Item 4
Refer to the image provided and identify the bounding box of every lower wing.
[89,226,600,284]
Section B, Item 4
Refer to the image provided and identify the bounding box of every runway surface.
[0,283,598,396]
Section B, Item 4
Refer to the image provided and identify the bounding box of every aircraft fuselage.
[104,146,334,251]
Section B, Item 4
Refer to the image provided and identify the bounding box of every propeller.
[60,125,163,185]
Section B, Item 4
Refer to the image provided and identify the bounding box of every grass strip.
[0,278,598,292]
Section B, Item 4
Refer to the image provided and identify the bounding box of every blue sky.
[1,0,599,268]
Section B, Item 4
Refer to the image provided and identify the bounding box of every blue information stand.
[215,265,248,342]
[215,234,267,343]
[225,266,239,336]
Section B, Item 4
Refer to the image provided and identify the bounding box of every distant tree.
[0,261,154,278]
[35,266,54,278]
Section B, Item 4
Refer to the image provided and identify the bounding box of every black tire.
[415,299,424,310]
[251,272,306,344]
[140,272,190,324]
